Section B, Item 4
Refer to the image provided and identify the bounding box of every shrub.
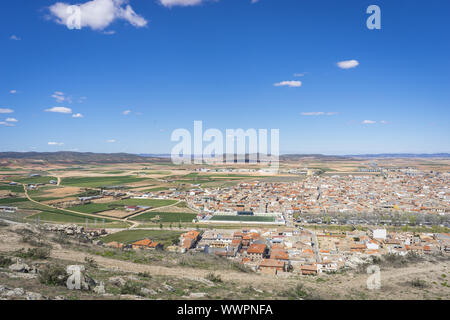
[15,248,51,260]
[281,284,319,300]
[120,281,142,296]
[39,264,67,286]
[410,278,427,288]
[0,255,12,268]
[205,272,222,283]
[84,256,98,268]
[138,271,152,279]
[231,262,253,273]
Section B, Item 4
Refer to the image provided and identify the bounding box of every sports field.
[209,215,276,222]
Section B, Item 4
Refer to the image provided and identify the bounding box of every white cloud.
[45,106,73,114]
[293,73,305,77]
[5,118,18,122]
[123,110,131,115]
[106,139,116,143]
[10,90,17,94]
[48,142,64,146]
[52,91,66,103]
[49,0,147,31]
[362,120,376,124]
[0,108,14,114]
[274,80,302,88]
[10,35,21,41]
[337,60,359,69]
[301,112,338,116]
[380,120,389,124]
[72,113,84,118]
[0,121,15,127]
[159,0,204,7]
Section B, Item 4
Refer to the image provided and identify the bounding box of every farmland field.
[131,211,196,223]
[14,176,57,184]
[70,199,177,214]
[209,215,276,222]
[61,176,150,188]
[0,197,29,205]
[0,184,24,193]
[101,230,183,246]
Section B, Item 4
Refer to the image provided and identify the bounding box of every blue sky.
[0,0,449,154]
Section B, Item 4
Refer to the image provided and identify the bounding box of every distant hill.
[0,152,157,163]
[0,152,448,164]
[281,153,450,160]
[345,153,450,158]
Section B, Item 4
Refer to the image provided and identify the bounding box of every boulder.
[93,282,106,295]
[109,276,126,287]
[26,292,43,300]
[163,284,175,292]
[93,240,103,246]
[189,292,207,299]
[140,287,157,296]
[9,262,30,273]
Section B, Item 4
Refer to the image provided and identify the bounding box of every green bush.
[0,255,12,268]
[205,272,222,283]
[15,248,51,260]
[410,278,427,288]
[39,264,67,286]
[120,281,142,296]
[281,284,319,300]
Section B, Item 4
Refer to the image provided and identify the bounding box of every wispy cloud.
[380,120,389,124]
[106,139,116,143]
[301,112,338,116]
[0,108,14,114]
[48,142,64,146]
[10,35,21,41]
[45,106,73,114]
[123,110,132,115]
[5,118,18,122]
[159,0,204,7]
[48,0,147,31]
[337,59,359,69]
[274,80,302,88]
[0,121,15,127]
[362,120,376,124]
[52,91,66,103]
[9,90,17,94]
[78,96,87,103]
[72,113,84,118]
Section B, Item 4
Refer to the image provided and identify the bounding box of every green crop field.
[61,176,149,188]
[70,199,177,214]
[14,176,57,185]
[0,197,29,205]
[131,211,196,223]
[0,184,24,193]
[142,187,170,192]
[209,215,276,222]
[101,230,183,246]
